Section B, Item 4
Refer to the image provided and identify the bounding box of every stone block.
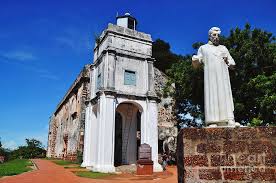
[199,168,222,180]
[183,139,196,155]
[233,128,258,140]
[211,154,234,166]
[248,141,274,154]
[206,128,232,140]
[223,168,250,181]
[235,154,265,166]
[183,128,206,140]
[184,155,208,167]
[251,168,276,181]
[258,127,276,138]
[223,140,247,153]
[265,154,276,166]
[197,143,221,153]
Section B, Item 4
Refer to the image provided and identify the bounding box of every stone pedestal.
[137,143,154,175]
[177,127,276,183]
[137,160,153,175]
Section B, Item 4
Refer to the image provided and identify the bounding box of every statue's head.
[208,27,221,46]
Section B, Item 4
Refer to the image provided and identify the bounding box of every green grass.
[0,159,32,177]
[64,165,85,169]
[51,160,76,165]
[75,171,113,179]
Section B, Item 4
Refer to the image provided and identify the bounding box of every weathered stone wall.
[154,68,178,153]
[47,64,178,159]
[93,23,153,96]
[47,65,90,159]
[94,23,152,63]
[177,127,276,183]
[114,56,148,95]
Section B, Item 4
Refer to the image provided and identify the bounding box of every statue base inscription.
[177,127,276,183]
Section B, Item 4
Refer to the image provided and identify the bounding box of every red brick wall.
[177,127,276,183]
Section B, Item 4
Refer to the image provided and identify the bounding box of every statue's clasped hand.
[223,57,235,69]
[223,57,229,65]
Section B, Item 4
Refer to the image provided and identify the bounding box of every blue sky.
[0,0,275,149]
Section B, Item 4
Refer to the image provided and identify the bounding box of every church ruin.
[47,13,177,172]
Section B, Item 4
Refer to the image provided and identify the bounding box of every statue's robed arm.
[192,46,203,68]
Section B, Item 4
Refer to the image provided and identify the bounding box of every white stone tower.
[81,13,162,172]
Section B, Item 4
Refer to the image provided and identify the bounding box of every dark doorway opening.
[136,111,141,160]
[114,112,122,166]
[63,134,68,159]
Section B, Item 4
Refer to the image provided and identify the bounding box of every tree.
[152,39,181,72]
[165,24,276,127]
[220,24,276,125]
[0,138,3,156]
[11,138,46,159]
[25,139,43,149]
[0,138,10,161]
[165,56,204,127]
[242,73,276,125]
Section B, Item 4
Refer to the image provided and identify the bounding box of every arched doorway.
[114,102,142,166]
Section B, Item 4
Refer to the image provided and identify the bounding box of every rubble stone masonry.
[154,68,178,153]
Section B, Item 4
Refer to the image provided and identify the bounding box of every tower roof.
[116,13,138,23]
[116,13,137,30]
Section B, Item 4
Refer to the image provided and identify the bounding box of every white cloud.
[0,52,59,81]
[2,140,18,150]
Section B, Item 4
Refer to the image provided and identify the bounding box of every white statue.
[192,27,240,127]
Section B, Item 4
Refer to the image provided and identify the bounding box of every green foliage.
[76,150,83,164]
[164,24,276,127]
[0,148,10,160]
[244,73,276,123]
[0,138,10,161]
[250,118,263,126]
[0,159,32,177]
[165,56,204,127]
[11,138,46,159]
[192,42,204,50]
[152,39,181,72]
[220,24,276,125]
[75,171,113,179]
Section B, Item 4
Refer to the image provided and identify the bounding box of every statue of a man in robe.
[192,27,240,127]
